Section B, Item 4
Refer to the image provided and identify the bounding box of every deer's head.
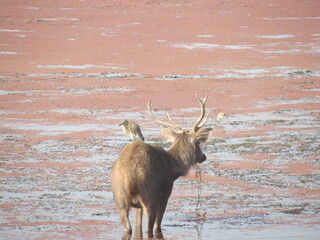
[147,94,212,170]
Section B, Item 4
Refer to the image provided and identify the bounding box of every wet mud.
[1,0,320,239]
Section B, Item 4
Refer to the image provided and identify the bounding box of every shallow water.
[1,97,319,239]
[1,0,320,239]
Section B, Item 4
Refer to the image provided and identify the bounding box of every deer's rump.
[111,142,174,208]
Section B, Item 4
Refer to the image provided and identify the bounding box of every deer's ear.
[195,127,213,143]
[161,126,178,142]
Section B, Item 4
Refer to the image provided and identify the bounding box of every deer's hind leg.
[140,199,157,238]
[134,208,143,238]
[113,191,132,235]
[154,198,168,238]
[118,205,132,235]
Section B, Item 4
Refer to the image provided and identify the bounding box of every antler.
[146,100,182,131]
[193,93,209,132]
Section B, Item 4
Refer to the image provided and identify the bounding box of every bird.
[216,112,227,121]
[119,120,145,142]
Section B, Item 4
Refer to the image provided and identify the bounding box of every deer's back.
[111,142,174,196]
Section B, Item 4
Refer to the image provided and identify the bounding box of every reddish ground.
[1,0,319,239]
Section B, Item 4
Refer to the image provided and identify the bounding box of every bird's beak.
[119,122,124,126]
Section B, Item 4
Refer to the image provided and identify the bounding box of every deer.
[110,94,213,239]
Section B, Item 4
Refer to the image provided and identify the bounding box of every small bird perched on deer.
[119,120,145,142]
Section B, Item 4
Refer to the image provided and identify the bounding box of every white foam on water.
[0,90,39,96]
[256,96,320,108]
[232,69,269,74]
[256,34,296,39]
[32,18,80,21]
[0,90,26,95]
[197,35,215,38]
[262,17,320,20]
[258,49,302,54]
[156,66,319,80]
[2,122,108,133]
[0,51,24,55]
[172,42,253,50]
[115,22,141,28]
[0,29,33,32]
[36,64,124,70]
[16,34,27,38]
[50,108,114,115]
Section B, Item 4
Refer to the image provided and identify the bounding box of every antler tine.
[166,112,172,122]
[146,100,182,131]
[197,111,210,128]
[193,93,209,132]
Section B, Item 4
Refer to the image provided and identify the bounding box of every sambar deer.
[110,94,212,239]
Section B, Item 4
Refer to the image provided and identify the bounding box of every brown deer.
[110,94,212,239]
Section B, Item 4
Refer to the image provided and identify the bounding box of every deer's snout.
[198,153,206,163]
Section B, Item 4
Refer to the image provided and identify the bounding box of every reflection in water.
[195,164,205,215]
[121,228,165,240]
[195,217,205,240]
[195,164,206,240]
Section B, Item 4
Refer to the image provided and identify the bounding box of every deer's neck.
[168,146,195,178]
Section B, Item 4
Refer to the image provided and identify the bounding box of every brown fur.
[110,127,212,239]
